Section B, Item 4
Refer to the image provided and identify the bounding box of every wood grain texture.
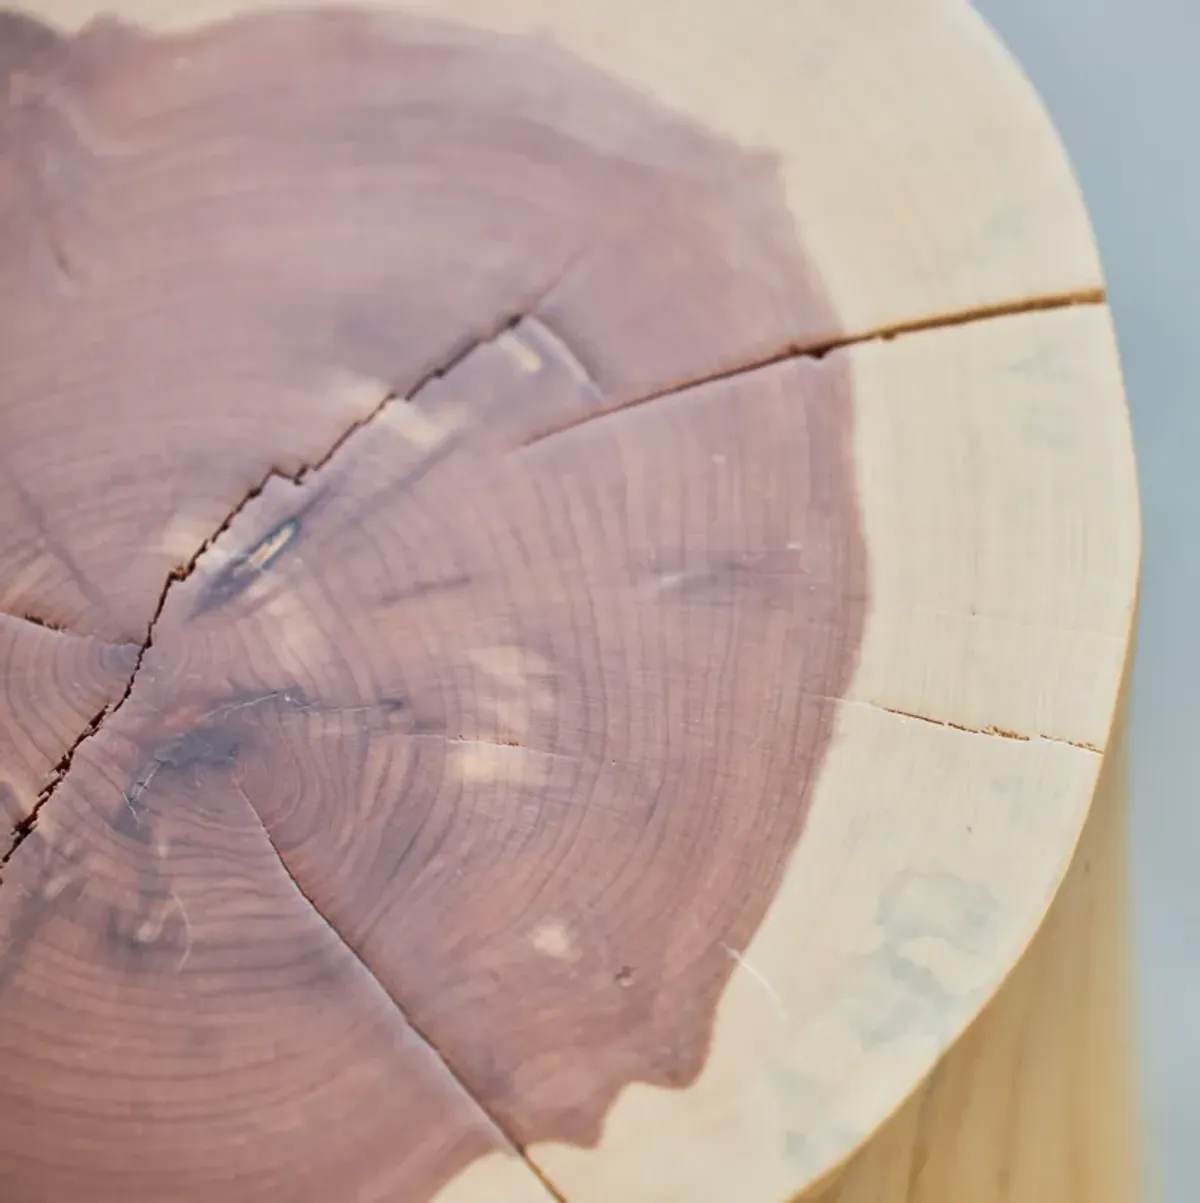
[0,615,137,847]
[0,7,862,1200]
[0,2,1141,1202]
[528,305,1137,1203]
[0,7,836,642]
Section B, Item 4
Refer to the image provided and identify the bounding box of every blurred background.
[972,2,1197,1199]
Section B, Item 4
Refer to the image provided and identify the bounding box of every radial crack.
[868,702,1100,752]
[228,779,568,1203]
[0,314,528,875]
[702,690,1104,751]
[520,288,1107,450]
[0,607,135,644]
[0,698,116,864]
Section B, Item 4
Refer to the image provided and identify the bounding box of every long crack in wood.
[0,314,527,874]
[0,310,575,1198]
[521,288,1107,449]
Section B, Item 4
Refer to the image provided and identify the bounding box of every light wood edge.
[428,1154,562,1203]
[847,304,1139,748]
[529,309,1137,1203]
[39,0,1104,335]
[808,637,1139,1203]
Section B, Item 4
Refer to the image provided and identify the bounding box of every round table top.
[0,3,1139,1201]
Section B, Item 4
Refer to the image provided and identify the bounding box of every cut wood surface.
[0,3,1139,1202]
[811,675,1138,1203]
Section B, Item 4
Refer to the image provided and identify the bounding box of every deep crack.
[0,304,571,1195]
[0,306,578,1199]
[1,699,114,865]
[521,288,1107,449]
[1,290,1109,863]
[0,312,527,876]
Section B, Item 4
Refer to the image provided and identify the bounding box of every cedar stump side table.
[0,2,1141,1201]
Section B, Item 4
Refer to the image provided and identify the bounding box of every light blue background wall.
[972,3,1198,1198]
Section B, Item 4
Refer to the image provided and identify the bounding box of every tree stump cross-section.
[0,4,1141,1202]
